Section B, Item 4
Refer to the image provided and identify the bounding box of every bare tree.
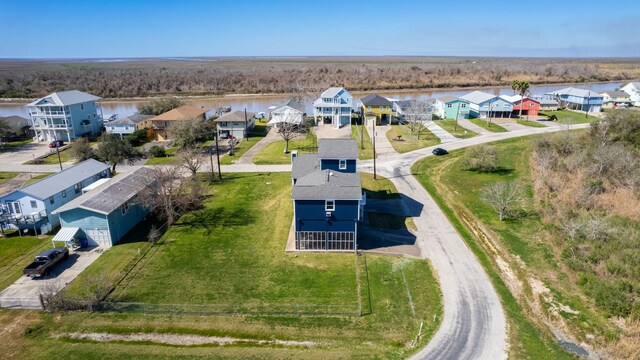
[272,108,308,153]
[403,100,433,140]
[177,145,203,177]
[140,166,205,225]
[481,182,524,221]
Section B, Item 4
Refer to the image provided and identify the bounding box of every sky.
[1,0,639,58]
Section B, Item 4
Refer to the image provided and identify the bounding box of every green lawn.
[436,119,478,139]
[252,132,317,164]
[144,146,179,165]
[469,118,509,132]
[24,148,75,165]
[15,173,443,359]
[351,125,374,160]
[219,136,265,165]
[412,135,610,359]
[386,124,440,153]
[22,173,52,185]
[516,119,547,127]
[0,139,34,150]
[539,110,597,124]
[0,235,51,291]
[0,172,19,184]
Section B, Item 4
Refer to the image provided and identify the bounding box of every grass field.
[0,172,19,184]
[0,235,51,291]
[219,121,268,165]
[0,139,33,150]
[436,119,478,139]
[21,173,52,185]
[351,124,374,160]
[517,119,547,127]
[144,146,179,165]
[252,132,317,164]
[24,148,75,165]
[386,124,440,153]
[6,172,443,359]
[539,110,597,124]
[412,135,612,359]
[469,118,509,132]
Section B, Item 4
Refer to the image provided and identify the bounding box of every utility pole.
[244,108,248,141]
[372,115,377,180]
[454,101,461,132]
[55,144,63,171]
[360,110,364,149]
[585,91,591,118]
[214,128,222,179]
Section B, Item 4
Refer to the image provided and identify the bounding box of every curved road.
[0,123,590,359]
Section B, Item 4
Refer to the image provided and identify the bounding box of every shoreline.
[0,79,629,105]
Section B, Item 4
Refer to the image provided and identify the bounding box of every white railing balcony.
[33,122,72,129]
[29,110,66,116]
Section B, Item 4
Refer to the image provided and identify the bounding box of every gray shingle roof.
[539,99,559,105]
[460,91,498,105]
[601,91,630,98]
[292,169,361,200]
[108,114,153,126]
[436,96,466,103]
[27,90,102,107]
[292,153,319,179]
[360,93,392,106]
[212,110,256,122]
[317,139,358,159]
[18,159,109,200]
[54,167,155,215]
[547,87,603,98]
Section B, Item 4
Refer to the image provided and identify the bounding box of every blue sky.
[1,0,639,58]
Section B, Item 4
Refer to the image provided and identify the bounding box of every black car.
[48,140,64,148]
[432,148,448,156]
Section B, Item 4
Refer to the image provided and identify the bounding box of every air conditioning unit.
[326,212,332,217]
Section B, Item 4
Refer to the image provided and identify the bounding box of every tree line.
[1,57,637,98]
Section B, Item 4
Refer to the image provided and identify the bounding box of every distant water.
[0,81,623,119]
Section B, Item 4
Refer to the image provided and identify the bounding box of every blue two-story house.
[0,159,110,234]
[27,90,104,142]
[313,87,353,128]
[546,87,603,113]
[52,167,155,248]
[291,139,363,251]
[460,91,513,118]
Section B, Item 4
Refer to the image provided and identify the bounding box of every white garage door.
[85,229,112,248]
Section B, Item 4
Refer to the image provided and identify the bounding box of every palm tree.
[510,80,530,119]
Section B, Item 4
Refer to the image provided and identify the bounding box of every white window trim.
[339,159,347,170]
[325,200,335,211]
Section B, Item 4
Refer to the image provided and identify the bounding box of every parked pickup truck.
[23,247,69,278]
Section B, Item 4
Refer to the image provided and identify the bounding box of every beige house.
[145,105,208,141]
[601,91,633,109]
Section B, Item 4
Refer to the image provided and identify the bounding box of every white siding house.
[0,159,109,234]
[313,87,353,128]
[105,114,152,138]
[27,90,104,142]
[621,82,640,106]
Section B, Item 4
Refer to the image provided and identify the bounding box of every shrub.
[125,129,150,147]
[463,144,499,173]
[149,145,166,158]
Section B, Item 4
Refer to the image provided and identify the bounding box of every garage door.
[85,229,112,248]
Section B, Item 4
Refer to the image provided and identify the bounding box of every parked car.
[23,247,69,278]
[48,139,64,148]
[432,148,448,156]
